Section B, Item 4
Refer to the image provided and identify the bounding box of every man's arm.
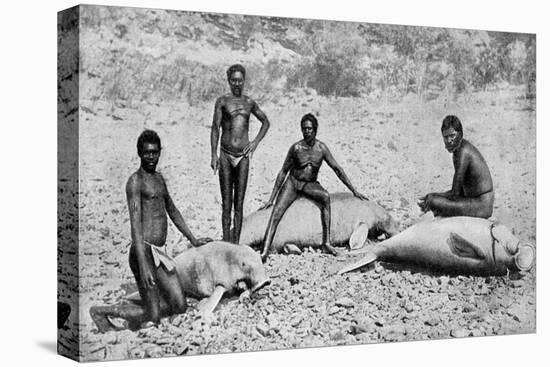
[126,176,155,288]
[418,150,468,212]
[322,143,368,200]
[449,150,469,198]
[162,178,199,247]
[210,97,223,173]
[244,100,270,157]
[260,147,293,210]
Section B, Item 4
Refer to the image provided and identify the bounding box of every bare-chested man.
[259,113,368,262]
[90,130,205,332]
[211,64,270,243]
[418,115,494,218]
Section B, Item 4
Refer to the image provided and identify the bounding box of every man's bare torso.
[219,95,255,154]
[453,139,493,197]
[289,140,325,182]
[128,170,168,246]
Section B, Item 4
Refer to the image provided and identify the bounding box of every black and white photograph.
[7,0,550,365]
[55,3,540,362]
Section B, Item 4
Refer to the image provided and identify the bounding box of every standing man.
[418,115,494,218]
[211,64,271,243]
[90,130,205,332]
[259,113,368,262]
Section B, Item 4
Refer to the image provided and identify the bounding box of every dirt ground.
[68,87,535,361]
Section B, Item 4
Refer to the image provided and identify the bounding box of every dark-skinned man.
[260,113,368,262]
[210,64,270,244]
[418,115,494,218]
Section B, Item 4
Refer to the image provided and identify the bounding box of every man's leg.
[156,266,188,315]
[128,245,162,324]
[301,183,338,256]
[89,303,151,332]
[232,157,249,244]
[218,152,235,242]
[261,179,298,262]
[90,246,166,333]
[429,192,493,218]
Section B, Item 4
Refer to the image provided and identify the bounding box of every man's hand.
[211,155,219,174]
[140,264,156,289]
[259,200,273,211]
[417,194,432,213]
[353,191,368,201]
[243,140,259,158]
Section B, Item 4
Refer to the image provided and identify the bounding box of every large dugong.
[90,241,270,332]
[338,217,535,276]
[239,192,399,252]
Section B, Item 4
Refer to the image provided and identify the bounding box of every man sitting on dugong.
[418,115,494,218]
[259,113,368,262]
[239,192,398,253]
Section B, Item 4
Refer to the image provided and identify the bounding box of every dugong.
[339,217,535,276]
[90,241,270,332]
[239,192,399,253]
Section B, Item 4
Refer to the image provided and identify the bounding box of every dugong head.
[230,245,271,294]
[493,224,535,272]
[506,241,535,272]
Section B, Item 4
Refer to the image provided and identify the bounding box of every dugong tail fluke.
[338,252,378,275]
[339,217,535,276]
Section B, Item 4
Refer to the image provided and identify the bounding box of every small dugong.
[173,241,271,299]
[239,192,398,252]
[90,241,270,332]
[339,217,535,276]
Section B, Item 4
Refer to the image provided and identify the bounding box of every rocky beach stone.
[335,297,354,308]
[450,328,470,338]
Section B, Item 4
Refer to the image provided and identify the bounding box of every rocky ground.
[60,87,536,361]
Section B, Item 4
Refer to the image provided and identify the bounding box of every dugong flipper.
[90,242,270,332]
[339,217,535,276]
[240,192,398,253]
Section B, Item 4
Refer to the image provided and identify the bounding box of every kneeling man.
[418,115,494,218]
[90,130,205,332]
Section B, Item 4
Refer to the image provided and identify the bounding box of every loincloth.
[289,175,320,192]
[131,241,176,272]
[220,146,247,168]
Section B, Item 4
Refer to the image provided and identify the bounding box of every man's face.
[301,120,316,142]
[442,128,462,153]
[139,142,161,172]
[228,71,245,97]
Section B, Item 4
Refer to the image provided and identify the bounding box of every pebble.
[375,318,386,327]
[128,347,145,359]
[335,297,354,308]
[328,306,341,315]
[330,330,345,341]
[145,345,163,358]
[450,328,470,338]
[425,317,440,326]
[256,322,270,337]
[173,341,189,356]
[349,322,369,335]
[284,244,303,255]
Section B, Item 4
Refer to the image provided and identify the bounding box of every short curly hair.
[137,129,161,156]
[226,64,246,80]
[300,113,318,132]
[441,115,463,135]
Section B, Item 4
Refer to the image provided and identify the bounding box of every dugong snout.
[510,242,535,272]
